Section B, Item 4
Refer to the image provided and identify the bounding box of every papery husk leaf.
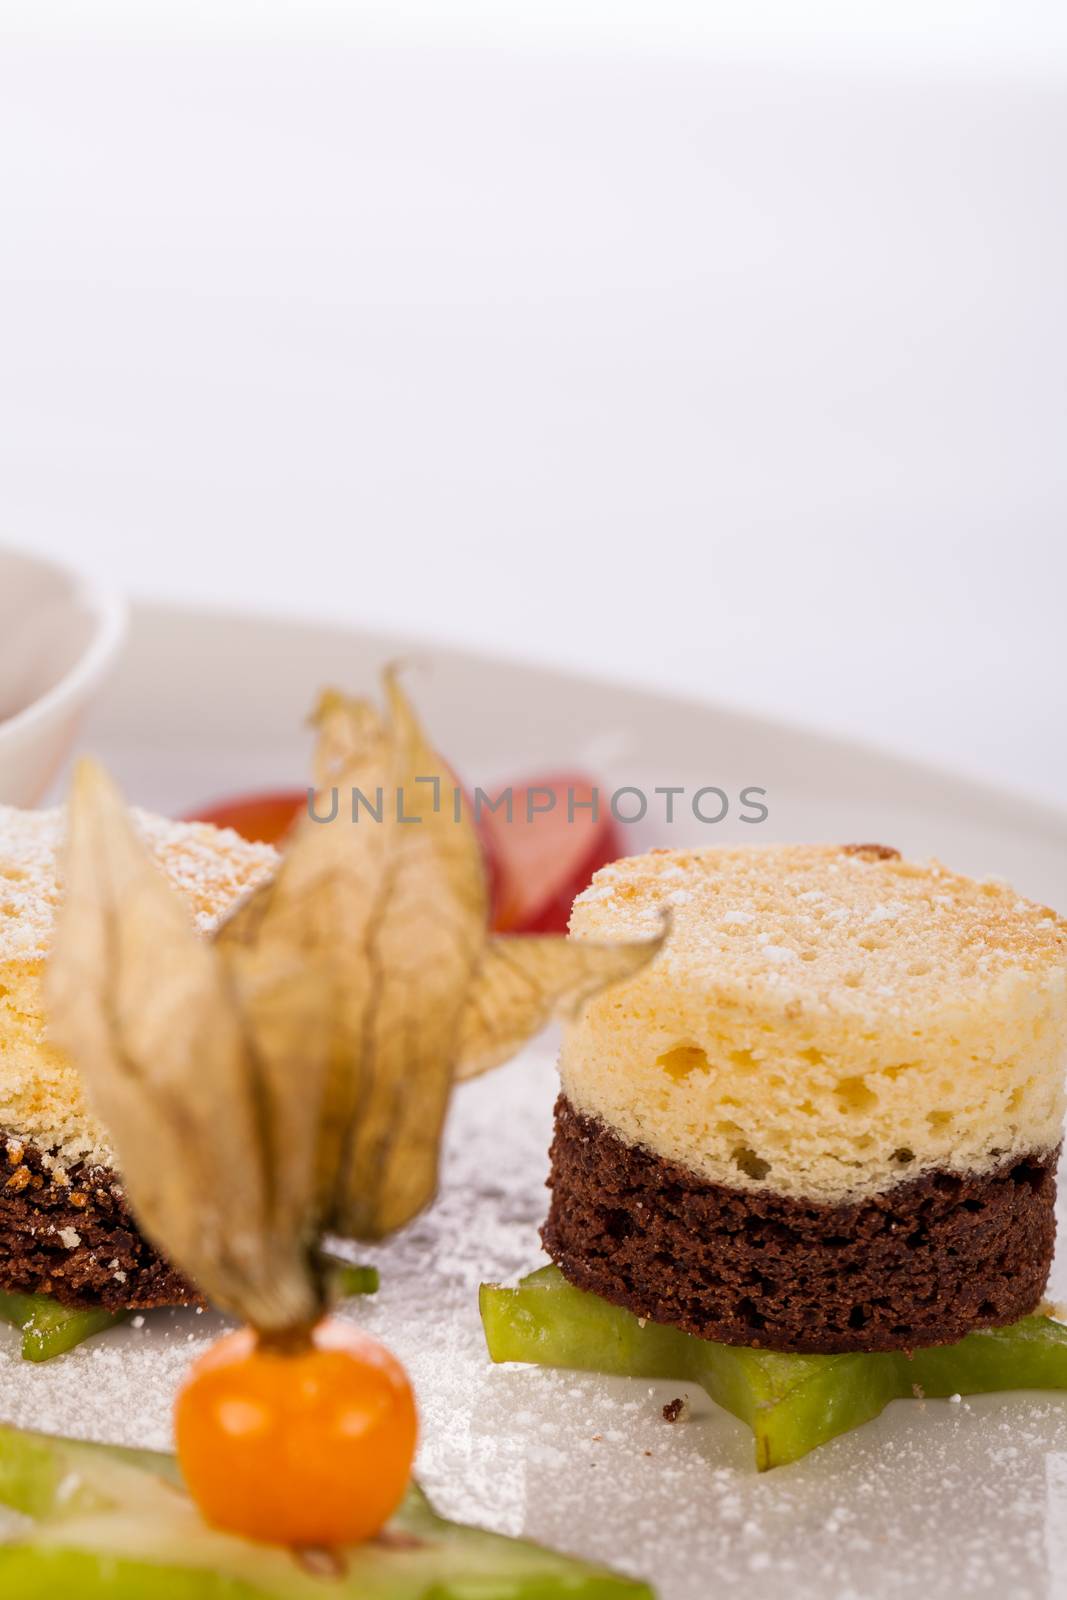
[217,943,335,1308]
[309,687,386,791]
[218,673,488,1242]
[454,928,665,1081]
[215,692,392,1223]
[332,671,487,1238]
[46,761,322,1332]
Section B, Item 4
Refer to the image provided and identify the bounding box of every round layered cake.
[543,843,1067,1352]
[0,803,278,1309]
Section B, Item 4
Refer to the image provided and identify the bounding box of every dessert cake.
[543,844,1067,1353]
[0,804,277,1311]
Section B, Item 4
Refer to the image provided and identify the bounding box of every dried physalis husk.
[48,674,663,1333]
[330,676,487,1237]
[218,671,489,1240]
[47,761,326,1332]
[453,930,669,1081]
[215,688,394,1234]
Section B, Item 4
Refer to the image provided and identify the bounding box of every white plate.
[4,601,1066,1600]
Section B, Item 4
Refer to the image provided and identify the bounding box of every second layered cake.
[543,843,1067,1353]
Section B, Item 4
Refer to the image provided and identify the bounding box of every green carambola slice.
[480,1266,1067,1470]
[0,1422,651,1600]
[0,1290,124,1363]
[0,1262,378,1364]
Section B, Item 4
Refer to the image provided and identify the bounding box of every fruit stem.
[255,1322,318,1357]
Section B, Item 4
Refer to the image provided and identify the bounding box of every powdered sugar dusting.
[0,802,280,1172]
[0,803,277,962]
[1,1045,1065,1598]
[570,844,1067,1010]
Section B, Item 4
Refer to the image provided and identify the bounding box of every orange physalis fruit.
[175,1320,417,1548]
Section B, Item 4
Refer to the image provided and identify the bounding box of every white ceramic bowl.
[0,547,127,807]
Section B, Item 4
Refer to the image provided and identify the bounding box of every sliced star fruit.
[0,1291,123,1364]
[0,1261,377,1364]
[0,1422,651,1599]
[479,1266,1067,1470]
[329,1262,380,1298]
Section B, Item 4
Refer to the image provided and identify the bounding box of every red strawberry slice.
[478,774,622,935]
[186,772,617,935]
[185,785,503,910]
[187,790,304,847]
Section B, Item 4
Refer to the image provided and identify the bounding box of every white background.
[2,3,1065,803]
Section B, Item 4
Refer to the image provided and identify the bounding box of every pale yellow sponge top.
[562,843,1067,1204]
[0,804,278,1172]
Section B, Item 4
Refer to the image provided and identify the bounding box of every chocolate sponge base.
[542,1096,1057,1354]
[0,1134,199,1312]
